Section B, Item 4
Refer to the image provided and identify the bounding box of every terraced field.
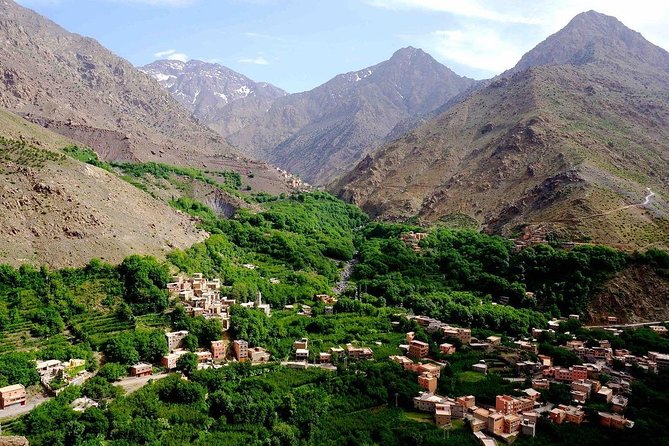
[70,312,135,346]
[0,320,38,353]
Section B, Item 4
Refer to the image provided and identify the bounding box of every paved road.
[0,373,169,422]
[0,392,49,422]
[116,373,169,394]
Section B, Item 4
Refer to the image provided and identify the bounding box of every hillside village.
[1,1,669,445]
[2,271,666,446]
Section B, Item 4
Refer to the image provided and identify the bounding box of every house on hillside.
[0,384,26,409]
[129,363,152,377]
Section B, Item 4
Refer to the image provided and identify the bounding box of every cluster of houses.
[406,315,472,345]
[315,294,337,305]
[413,392,542,443]
[167,274,235,330]
[399,314,647,441]
[400,231,429,252]
[274,165,308,191]
[232,339,271,363]
[284,295,336,316]
[168,273,273,329]
[240,291,271,316]
[414,383,633,445]
[556,336,669,374]
[157,330,227,370]
[283,303,314,317]
[390,354,442,393]
[0,358,91,410]
[289,337,374,364]
[35,358,91,393]
[510,324,667,381]
[515,340,638,427]
[388,333,449,392]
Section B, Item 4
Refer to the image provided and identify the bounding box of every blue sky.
[15,0,669,93]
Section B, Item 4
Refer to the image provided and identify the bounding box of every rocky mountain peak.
[334,10,669,250]
[389,46,432,62]
[141,59,286,138]
[512,10,669,73]
[226,47,476,184]
[0,0,294,193]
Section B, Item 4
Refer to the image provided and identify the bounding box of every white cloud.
[367,0,669,30]
[429,27,525,74]
[366,0,539,24]
[371,0,669,76]
[153,49,190,62]
[239,56,270,65]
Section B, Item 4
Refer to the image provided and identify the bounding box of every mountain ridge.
[0,0,296,194]
[510,10,669,74]
[141,59,287,138]
[225,46,477,184]
[333,11,669,250]
[0,107,206,268]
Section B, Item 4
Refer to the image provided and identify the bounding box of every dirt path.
[529,188,656,226]
[587,188,655,218]
[584,320,668,330]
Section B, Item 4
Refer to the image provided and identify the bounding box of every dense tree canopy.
[118,255,171,314]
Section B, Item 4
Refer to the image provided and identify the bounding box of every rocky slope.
[586,265,669,324]
[334,11,669,250]
[0,0,294,194]
[141,59,286,138]
[227,47,476,184]
[0,107,206,268]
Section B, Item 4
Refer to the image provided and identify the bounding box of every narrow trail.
[584,320,668,330]
[587,188,655,218]
[529,188,655,225]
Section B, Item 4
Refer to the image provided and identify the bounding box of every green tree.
[118,255,170,314]
[182,334,199,352]
[0,352,40,387]
[177,352,199,377]
[135,329,169,362]
[97,362,127,382]
[103,334,140,365]
[81,376,123,401]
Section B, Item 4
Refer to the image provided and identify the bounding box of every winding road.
[529,188,656,226]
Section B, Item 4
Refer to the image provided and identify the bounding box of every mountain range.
[0,0,667,260]
[145,48,475,184]
[141,59,287,138]
[227,47,475,184]
[0,0,293,193]
[333,11,669,250]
